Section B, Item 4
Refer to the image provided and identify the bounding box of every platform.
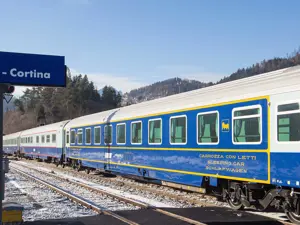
[24,207,285,225]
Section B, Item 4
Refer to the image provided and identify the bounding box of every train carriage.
[3,132,21,155]
[63,65,300,223]
[19,120,70,162]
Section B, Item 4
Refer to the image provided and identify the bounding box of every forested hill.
[122,48,300,105]
[122,78,211,105]
[4,48,300,134]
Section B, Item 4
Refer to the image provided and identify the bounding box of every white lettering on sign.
[10,68,50,79]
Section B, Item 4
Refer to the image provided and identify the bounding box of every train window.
[117,123,126,144]
[31,137,33,143]
[104,125,112,144]
[85,128,91,144]
[52,134,56,143]
[42,135,45,143]
[277,102,300,142]
[46,135,50,143]
[197,111,219,144]
[232,105,262,144]
[70,130,75,144]
[78,129,83,145]
[131,121,142,144]
[36,136,39,143]
[148,119,162,144]
[66,131,70,144]
[94,126,101,144]
[170,115,187,144]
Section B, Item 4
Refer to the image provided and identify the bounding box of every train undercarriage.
[223,181,300,224]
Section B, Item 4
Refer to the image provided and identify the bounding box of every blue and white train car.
[64,65,300,223]
[3,132,21,155]
[20,120,70,162]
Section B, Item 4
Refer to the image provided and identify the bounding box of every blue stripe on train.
[21,147,62,159]
[3,146,18,154]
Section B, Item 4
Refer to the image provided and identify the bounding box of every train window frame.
[70,129,76,144]
[94,126,101,145]
[197,111,220,145]
[46,135,51,143]
[116,123,126,145]
[232,105,262,145]
[52,134,56,143]
[276,100,300,143]
[42,135,45,143]
[77,129,83,145]
[104,125,113,145]
[131,121,142,145]
[36,136,39,144]
[148,118,162,145]
[169,115,187,145]
[85,128,91,145]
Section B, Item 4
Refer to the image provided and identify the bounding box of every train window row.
[67,105,266,146]
[20,134,57,144]
[3,138,17,145]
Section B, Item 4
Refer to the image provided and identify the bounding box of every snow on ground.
[14,161,176,208]
[5,170,97,221]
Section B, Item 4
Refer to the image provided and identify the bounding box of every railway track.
[10,162,209,225]
[10,160,294,224]
[18,159,220,207]
[5,169,97,221]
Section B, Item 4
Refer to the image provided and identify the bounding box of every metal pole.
[0,85,4,224]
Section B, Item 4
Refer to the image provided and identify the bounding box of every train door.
[63,129,69,164]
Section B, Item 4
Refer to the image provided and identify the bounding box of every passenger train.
[4,65,300,224]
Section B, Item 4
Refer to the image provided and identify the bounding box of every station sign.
[0,51,66,87]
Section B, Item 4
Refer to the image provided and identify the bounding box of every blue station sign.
[0,51,66,87]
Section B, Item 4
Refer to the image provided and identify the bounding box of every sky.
[1,0,300,96]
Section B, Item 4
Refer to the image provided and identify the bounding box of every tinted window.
[131,122,142,144]
[197,112,219,144]
[170,116,187,144]
[149,119,162,144]
[117,124,126,144]
[233,106,261,143]
[94,127,101,144]
[85,128,91,144]
[277,103,300,142]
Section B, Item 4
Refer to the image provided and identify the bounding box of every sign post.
[0,51,66,223]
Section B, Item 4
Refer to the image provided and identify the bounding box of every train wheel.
[285,199,300,225]
[226,185,244,210]
[227,197,244,210]
[286,211,300,225]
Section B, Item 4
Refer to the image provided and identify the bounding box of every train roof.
[65,65,300,128]
[3,131,22,139]
[20,120,70,136]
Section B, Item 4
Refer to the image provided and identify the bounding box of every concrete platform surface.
[24,207,285,225]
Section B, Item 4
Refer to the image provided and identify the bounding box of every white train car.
[3,132,21,155]
[19,120,70,163]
